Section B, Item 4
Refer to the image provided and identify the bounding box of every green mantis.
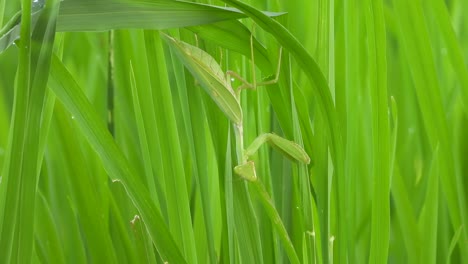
[161,31,309,173]
[162,29,308,264]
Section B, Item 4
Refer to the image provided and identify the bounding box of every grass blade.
[48,55,187,263]
[218,0,346,261]
[392,0,468,259]
[0,0,283,54]
[365,0,391,262]
[0,1,58,262]
[251,179,300,264]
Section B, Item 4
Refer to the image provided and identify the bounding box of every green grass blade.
[143,30,198,262]
[16,5,59,262]
[107,184,140,263]
[428,0,468,115]
[112,29,168,219]
[446,225,464,264]
[419,147,440,264]
[0,0,466,263]
[187,20,272,71]
[0,1,58,262]
[392,0,468,259]
[0,0,33,257]
[130,215,158,263]
[52,101,118,262]
[129,62,160,204]
[183,64,219,264]
[48,55,187,263]
[0,0,283,55]
[251,180,300,264]
[342,0,360,261]
[56,0,245,32]
[232,180,264,264]
[34,191,66,264]
[365,0,391,263]
[218,0,345,261]
[0,0,6,25]
[392,165,420,262]
[224,131,236,263]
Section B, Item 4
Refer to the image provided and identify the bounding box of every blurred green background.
[0,0,467,263]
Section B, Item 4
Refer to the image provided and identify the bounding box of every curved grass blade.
[216,2,346,260]
[0,10,21,39]
[0,0,284,54]
[162,33,242,124]
[187,20,275,72]
[56,0,246,32]
[250,180,301,264]
[446,225,464,264]
[232,158,305,264]
[48,55,187,264]
[0,9,42,57]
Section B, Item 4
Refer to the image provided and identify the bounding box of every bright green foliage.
[0,0,467,263]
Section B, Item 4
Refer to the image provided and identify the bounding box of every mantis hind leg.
[227,26,283,92]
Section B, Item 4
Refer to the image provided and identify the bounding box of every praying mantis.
[161,32,310,176]
[161,29,307,264]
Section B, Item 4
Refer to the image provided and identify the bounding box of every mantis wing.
[162,33,242,124]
